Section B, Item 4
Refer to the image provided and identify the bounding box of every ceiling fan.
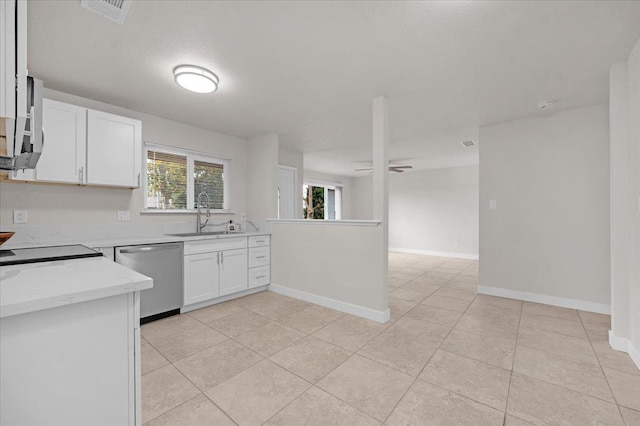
[355,163,413,174]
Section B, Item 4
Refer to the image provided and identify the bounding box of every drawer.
[249,265,270,288]
[248,246,270,268]
[184,237,247,255]
[248,235,270,248]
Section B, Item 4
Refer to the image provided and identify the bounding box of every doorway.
[277,165,297,219]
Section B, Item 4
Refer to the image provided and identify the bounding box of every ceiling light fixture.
[173,65,219,94]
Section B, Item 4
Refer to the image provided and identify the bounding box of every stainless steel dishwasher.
[115,242,183,324]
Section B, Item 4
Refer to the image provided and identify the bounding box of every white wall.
[351,175,373,220]
[610,38,640,368]
[0,89,248,226]
[388,165,479,258]
[278,148,304,219]
[479,103,611,312]
[246,133,279,220]
[270,221,388,322]
[303,170,354,219]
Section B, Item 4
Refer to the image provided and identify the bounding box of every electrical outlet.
[13,210,28,224]
[489,200,497,209]
[117,210,130,221]
[240,212,246,220]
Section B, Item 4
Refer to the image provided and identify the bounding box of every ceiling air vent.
[460,140,477,148]
[80,0,133,25]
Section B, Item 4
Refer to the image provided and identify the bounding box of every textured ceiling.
[28,1,640,176]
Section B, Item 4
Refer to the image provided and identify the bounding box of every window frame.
[303,180,343,220]
[143,142,231,214]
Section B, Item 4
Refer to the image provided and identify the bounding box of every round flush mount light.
[173,65,219,93]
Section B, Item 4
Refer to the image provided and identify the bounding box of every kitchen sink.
[166,231,245,237]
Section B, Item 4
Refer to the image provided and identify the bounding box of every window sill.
[141,209,233,215]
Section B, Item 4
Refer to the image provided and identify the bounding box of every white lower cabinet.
[183,235,269,308]
[248,235,270,289]
[219,248,248,296]
[183,238,248,307]
[184,252,220,305]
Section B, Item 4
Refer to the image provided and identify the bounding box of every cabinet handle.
[256,255,266,259]
[216,252,220,265]
[78,166,84,183]
[256,275,266,279]
[221,252,224,264]
[137,173,141,188]
[255,240,265,244]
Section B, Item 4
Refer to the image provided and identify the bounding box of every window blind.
[194,160,224,209]
[146,150,187,209]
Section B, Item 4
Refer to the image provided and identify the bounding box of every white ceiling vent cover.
[460,140,477,148]
[80,0,132,25]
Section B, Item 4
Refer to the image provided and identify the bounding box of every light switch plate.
[117,210,130,221]
[489,200,497,209]
[13,210,28,224]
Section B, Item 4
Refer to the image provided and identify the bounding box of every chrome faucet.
[196,192,210,233]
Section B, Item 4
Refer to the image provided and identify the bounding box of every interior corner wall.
[0,89,249,226]
[388,165,479,258]
[479,103,611,312]
[610,37,640,364]
[278,148,304,219]
[247,133,279,220]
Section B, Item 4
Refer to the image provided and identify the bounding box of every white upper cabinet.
[86,110,141,188]
[36,99,87,183]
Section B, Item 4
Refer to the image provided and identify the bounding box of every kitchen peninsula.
[0,255,152,425]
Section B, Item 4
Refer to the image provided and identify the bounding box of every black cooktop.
[0,245,102,266]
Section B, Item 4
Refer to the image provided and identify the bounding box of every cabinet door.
[184,252,219,306]
[1,0,16,120]
[219,249,248,296]
[86,109,141,187]
[34,99,87,183]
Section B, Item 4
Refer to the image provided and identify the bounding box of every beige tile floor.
[141,253,640,425]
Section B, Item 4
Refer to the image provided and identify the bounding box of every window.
[145,144,230,212]
[303,182,342,220]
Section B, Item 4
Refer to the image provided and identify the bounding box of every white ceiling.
[28,1,640,176]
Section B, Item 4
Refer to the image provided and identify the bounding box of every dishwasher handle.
[118,244,182,254]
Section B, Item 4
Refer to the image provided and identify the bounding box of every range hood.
[0,76,44,171]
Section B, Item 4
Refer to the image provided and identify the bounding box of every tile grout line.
[380,268,510,424]
[577,311,627,422]
[503,293,524,425]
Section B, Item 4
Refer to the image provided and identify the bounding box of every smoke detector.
[460,140,477,148]
[538,100,554,110]
[81,0,133,24]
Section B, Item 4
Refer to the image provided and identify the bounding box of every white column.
[609,61,630,341]
[372,96,389,222]
[372,96,389,316]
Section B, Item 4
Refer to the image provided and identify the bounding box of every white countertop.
[0,257,153,318]
[3,231,271,250]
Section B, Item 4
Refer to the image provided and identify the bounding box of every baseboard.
[180,285,269,313]
[389,247,479,260]
[269,283,390,324]
[477,285,611,315]
[609,330,640,371]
